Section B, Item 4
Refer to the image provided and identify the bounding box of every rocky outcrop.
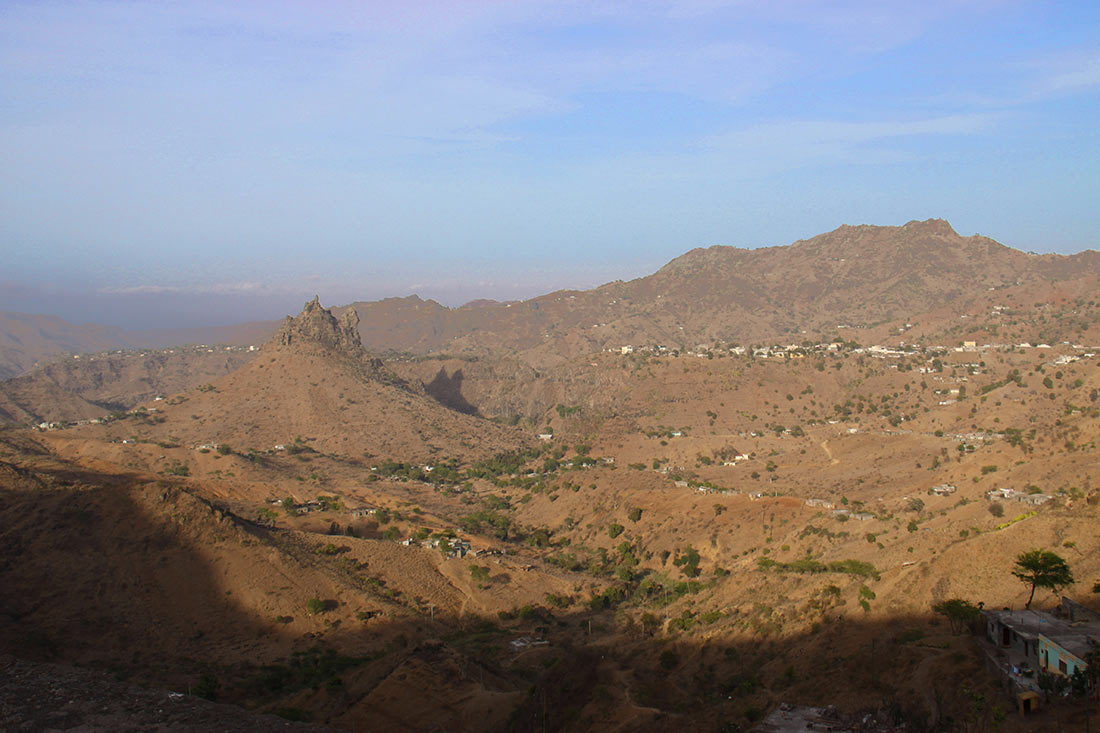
[273,297,363,355]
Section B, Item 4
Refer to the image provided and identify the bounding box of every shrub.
[271,707,309,722]
[658,650,679,670]
[628,507,643,522]
[544,593,572,609]
[608,523,624,539]
[306,597,325,615]
[194,673,220,700]
[469,565,491,582]
[988,502,1005,517]
[164,462,190,477]
[673,546,701,577]
[640,612,661,633]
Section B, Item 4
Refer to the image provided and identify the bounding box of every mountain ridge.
[4,219,1100,377]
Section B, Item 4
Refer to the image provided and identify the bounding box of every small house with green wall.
[1038,631,1094,678]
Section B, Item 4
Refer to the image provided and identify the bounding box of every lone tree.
[1012,549,1074,609]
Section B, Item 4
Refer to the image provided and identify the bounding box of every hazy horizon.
[3,1,1100,328]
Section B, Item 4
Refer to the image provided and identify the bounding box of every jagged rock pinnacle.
[273,297,363,354]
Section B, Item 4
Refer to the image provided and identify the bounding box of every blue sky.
[2,0,1099,328]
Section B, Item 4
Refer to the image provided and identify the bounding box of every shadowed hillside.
[3,419,1099,730]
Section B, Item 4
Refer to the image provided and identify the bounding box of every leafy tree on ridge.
[1012,548,1074,610]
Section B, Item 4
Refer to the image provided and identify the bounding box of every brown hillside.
[112,298,528,462]
[0,346,256,425]
[0,311,130,379]
[0,379,104,425]
[340,220,1100,361]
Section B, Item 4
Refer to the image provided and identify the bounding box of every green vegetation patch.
[757,556,879,580]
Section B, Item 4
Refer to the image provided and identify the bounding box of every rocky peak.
[272,297,363,355]
[900,218,958,238]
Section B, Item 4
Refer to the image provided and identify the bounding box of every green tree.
[1083,644,1100,703]
[673,546,701,578]
[306,597,325,615]
[932,598,982,634]
[1012,549,1074,609]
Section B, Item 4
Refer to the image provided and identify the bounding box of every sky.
[2,0,1099,329]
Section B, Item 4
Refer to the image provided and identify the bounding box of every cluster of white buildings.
[610,337,1100,366]
[985,487,1054,506]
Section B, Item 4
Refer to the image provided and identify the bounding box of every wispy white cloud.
[1033,49,1100,95]
[0,0,1019,149]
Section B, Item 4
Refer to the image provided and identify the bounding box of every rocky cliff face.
[273,297,363,355]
